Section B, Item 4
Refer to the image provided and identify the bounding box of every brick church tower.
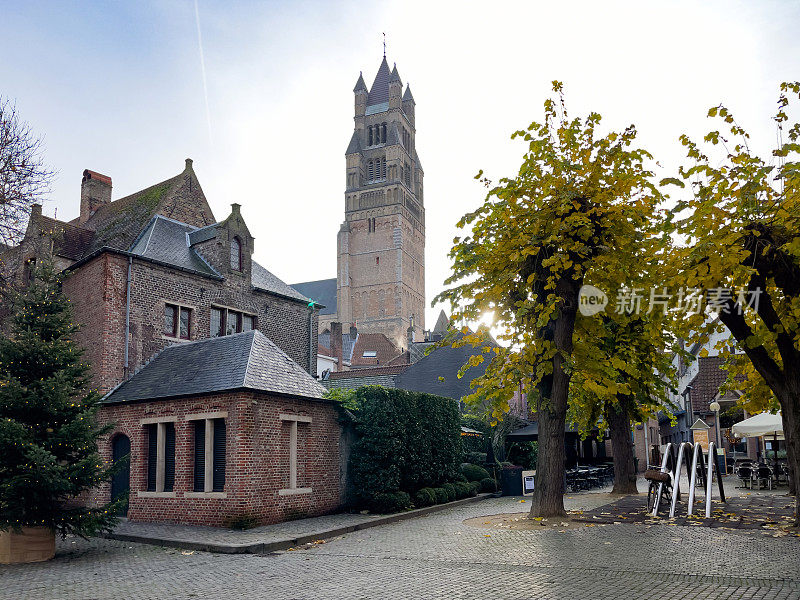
[336,56,426,348]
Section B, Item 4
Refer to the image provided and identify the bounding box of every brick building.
[98,331,342,527]
[293,54,426,351]
[0,160,345,526]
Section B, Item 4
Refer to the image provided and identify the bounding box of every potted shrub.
[0,263,119,563]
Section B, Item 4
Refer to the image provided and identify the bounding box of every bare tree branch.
[0,97,54,248]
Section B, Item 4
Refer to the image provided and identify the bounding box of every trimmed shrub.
[480,477,497,493]
[442,483,457,502]
[433,487,448,504]
[454,472,468,483]
[453,482,471,499]
[461,463,490,482]
[369,491,412,513]
[468,481,481,496]
[413,487,436,508]
[347,386,462,507]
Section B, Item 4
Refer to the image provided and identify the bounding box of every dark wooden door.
[111,434,131,516]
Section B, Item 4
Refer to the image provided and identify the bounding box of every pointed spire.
[390,63,401,85]
[402,83,414,103]
[367,56,392,106]
[353,72,367,93]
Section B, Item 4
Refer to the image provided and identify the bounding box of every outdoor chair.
[755,465,773,490]
[736,466,753,489]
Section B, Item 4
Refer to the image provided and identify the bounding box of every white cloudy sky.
[2,0,799,328]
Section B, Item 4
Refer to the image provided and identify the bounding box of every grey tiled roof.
[395,332,497,402]
[353,72,367,92]
[367,57,392,107]
[187,223,220,245]
[103,330,326,404]
[402,84,414,102]
[290,278,336,315]
[130,216,219,277]
[252,261,310,303]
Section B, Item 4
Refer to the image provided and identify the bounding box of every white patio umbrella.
[732,411,784,477]
[731,411,783,439]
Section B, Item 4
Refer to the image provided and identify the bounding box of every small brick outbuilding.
[97,330,344,527]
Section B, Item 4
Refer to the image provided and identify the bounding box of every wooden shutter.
[193,421,205,492]
[146,424,157,491]
[213,418,226,492]
[164,422,176,492]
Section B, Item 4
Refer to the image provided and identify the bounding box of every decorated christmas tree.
[0,260,120,537]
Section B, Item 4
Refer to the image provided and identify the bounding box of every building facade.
[1,160,319,394]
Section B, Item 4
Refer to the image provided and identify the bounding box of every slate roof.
[130,216,219,277]
[403,84,414,103]
[395,332,497,401]
[290,278,337,314]
[345,131,362,155]
[103,330,326,404]
[390,64,402,85]
[252,262,310,303]
[367,57,392,107]
[353,72,367,93]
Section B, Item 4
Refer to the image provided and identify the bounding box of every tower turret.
[402,84,415,127]
[354,72,367,117]
[389,64,402,110]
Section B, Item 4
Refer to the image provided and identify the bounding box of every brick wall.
[96,391,343,527]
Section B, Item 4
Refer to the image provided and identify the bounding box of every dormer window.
[230,236,242,271]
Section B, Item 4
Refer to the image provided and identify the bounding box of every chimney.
[331,322,343,372]
[349,324,357,338]
[80,170,112,224]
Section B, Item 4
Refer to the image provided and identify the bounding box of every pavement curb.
[103,493,498,554]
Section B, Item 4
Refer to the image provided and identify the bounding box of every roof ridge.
[243,329,258,388]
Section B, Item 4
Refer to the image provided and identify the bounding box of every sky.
[2,0,799,329]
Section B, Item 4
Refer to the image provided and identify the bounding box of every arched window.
[368,126,373,146]
[381,157,387,179]
[381,123,387,143]
[367,161,374,181]
[230,236,242,271]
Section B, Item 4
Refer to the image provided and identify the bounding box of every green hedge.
[369,491,412,513]
[347,386,462,508]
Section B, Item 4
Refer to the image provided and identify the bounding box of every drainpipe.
[123,257,132,379]
[308,301,314,376]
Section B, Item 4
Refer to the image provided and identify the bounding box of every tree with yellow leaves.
[668,82,800,523]
[436,83,670,517]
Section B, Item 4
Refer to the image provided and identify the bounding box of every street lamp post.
[710,401,721,473]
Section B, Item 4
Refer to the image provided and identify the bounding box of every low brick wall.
[97,391,343,527]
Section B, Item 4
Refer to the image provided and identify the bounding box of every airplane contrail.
[194,0,213,144]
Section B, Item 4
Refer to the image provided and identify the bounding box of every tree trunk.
[529,275,580,519]
[608,401,638,495]
[530,393,568,517]
[779,389,800,525]
[780,409,796,496]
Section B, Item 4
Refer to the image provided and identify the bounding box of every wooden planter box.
[0,527,55,564]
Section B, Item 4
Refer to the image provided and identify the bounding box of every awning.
[460,426,483,437]
[506,422,582,440]
[731,411,784,439]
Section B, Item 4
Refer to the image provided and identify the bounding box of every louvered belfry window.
[192,417,226,493]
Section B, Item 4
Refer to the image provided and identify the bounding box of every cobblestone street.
[2,492,799,600]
